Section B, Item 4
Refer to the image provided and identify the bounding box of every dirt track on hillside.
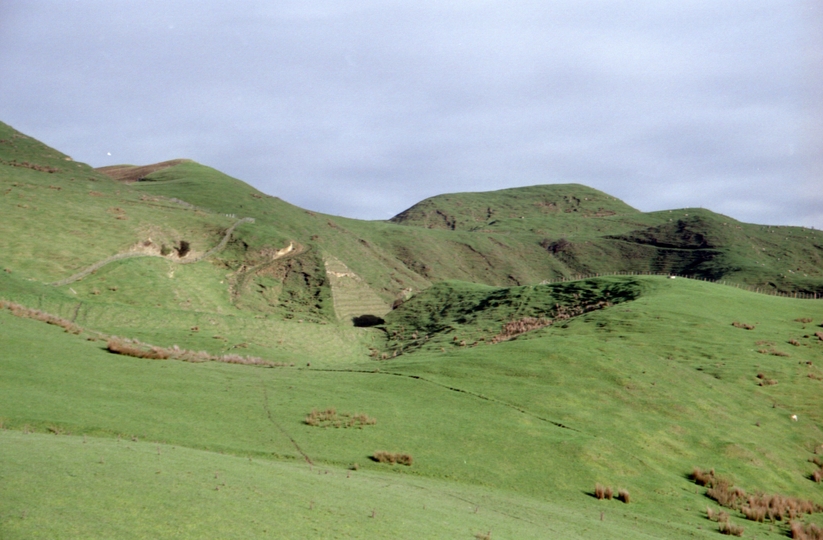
[50,217,257,286]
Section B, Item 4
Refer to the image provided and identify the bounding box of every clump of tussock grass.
[617,489,631,504]
[732,321,755,330]
[718,520,744,536]
[756,373,778,386]
[795,318,814,324]
[756,347,790,357]
[106,338,172,360]
[105,337,286,367]
[791,521,823,540]
[371,451,413,466]
[488,300,613,344]
[0,299,82,334]
[706,506,724,521]
[594,483,615,500]
[304,408,376,428]
[740,503,767,522]
[490,317,552,344]
[690,467,718,487]
[594,483,608,500]
[707,505,744,536]
[694,468,823,524]
[2,159,59,173]
[706,480,747,510]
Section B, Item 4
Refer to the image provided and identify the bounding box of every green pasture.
[2,120,823,538]
[2,277,822,538]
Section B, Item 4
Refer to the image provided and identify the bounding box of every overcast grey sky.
[1,1,821,227]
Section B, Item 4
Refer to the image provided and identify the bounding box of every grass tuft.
[732,321,755,330]
[617,489,630,504]
[305,408,376,428]
[105,337,285,367]
[757,346,790,357]
[490,317,553,344]
[690,467,717,488]
[718,520,744,536]
[1,299,82,334]
[791,521,823,540]
[756,373,778,386]
[697,468,823,524]
[594,483,615,500]
[372,451,413,466]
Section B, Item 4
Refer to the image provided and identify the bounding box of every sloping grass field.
[2,276,822,538]
[2,120,822,538]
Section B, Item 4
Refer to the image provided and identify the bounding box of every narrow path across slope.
[261,383,314,466]
[310,367,579,432]
[50,217,255,286]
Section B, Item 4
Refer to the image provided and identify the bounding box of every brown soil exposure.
[95,159,192,183]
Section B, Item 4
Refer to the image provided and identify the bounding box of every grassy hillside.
[99,153,823,307]
[2,121,823,538]
[3,276,823,538]
[389,183,639,230]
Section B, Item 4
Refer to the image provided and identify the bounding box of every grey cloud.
[0,1,819,227]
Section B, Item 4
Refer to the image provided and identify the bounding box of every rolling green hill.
[1,121,822,539]
[389,183,640,229]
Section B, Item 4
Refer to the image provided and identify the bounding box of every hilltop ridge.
[390,183,638,230]
[95,159,193,183]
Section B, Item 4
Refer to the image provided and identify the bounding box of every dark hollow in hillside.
[352,314,385,327]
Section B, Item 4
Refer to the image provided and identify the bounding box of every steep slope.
[0,124,334,324]
[0,122,235,283]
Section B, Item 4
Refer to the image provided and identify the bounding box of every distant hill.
[1,119,821,330]
[389,183,638,230]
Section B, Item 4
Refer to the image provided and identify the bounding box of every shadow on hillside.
[352,314,385,327]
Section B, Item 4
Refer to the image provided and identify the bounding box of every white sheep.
[791,414,798,422]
